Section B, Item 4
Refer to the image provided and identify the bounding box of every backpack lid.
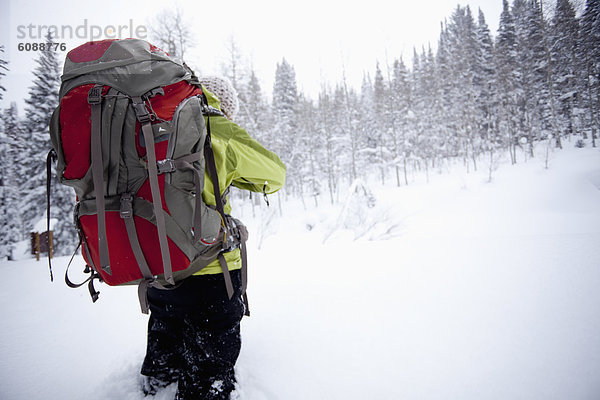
[59,38,193,98]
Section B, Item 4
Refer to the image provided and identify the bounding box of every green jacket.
[194,88,286,275]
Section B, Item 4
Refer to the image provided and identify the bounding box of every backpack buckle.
[87,85,103,105]
[132,101,152,123]
[157,159,176,174]
[120,193,134,219]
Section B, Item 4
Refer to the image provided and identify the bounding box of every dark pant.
[141,270,245,400]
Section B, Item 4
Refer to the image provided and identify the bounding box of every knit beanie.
[199,76,239,120]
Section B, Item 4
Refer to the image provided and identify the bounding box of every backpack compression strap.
[88,85,112,275]
[132,96,175,286]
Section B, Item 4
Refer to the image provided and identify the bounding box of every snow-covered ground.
[1,143,599,400]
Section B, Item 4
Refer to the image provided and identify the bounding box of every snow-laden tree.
[578,0,599,146]
[390,58,411,186]
[272,58,299,194]
[239,69,270,143]
[0,45,8,100]
[22,32,61,227]
[373,62,391,183]
[551,0,581,142]
[0,103,24,260]
[359,73,379,179]
[435,20,455,161]
[317,85,342,204]
[409,47,440,178]
[495,0,520,163]
[445,5,480,170]
[22,32,77,255]
[0,103,26,253]
[512,0,550,157]
[296,94,321,207]
[474,8,501,168]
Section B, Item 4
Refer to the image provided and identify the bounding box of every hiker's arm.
[227,126,286,194]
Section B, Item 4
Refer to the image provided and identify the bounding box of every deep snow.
[1,144,599,400]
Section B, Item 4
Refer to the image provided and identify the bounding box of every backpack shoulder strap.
[200,95,250,315]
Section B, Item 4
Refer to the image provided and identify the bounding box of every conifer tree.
[272,58,299,193]
[435,20,454,161]
[495,0,519,163]
[22,32,77,255]
[551,0,581,141]
[512,0,549,157]
[240,69,270,144]
[538,0,562,151]
[359,73,379,178]
[0,45,8,101]
[578,0,599,146]
[0,104,23,260]
[373,62,389,183]
[391,58,411,186]
[475,8,500,162]
[339,74,361,184]
[317,85,340,204]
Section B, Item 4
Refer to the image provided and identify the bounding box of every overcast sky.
[0,0,508,112]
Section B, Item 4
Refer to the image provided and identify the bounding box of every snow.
[1,144,600,399]
[32,218,58,233]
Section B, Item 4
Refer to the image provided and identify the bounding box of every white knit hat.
[199,76,239,120]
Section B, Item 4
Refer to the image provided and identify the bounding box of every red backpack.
[48,39,247,313]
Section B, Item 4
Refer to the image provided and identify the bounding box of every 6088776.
[18,42,67,51]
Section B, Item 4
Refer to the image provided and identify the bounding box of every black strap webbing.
[203,115,226,216]
[45,149,56,282]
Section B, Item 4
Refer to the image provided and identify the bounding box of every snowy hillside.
[1,144,599,400]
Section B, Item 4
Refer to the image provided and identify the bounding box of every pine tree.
[536,0,563,153]
[359,73,379,178]
[373,62,389,183]
[446,5,480,171]
[296,95,321,206]
[435,20,455,161]
[551,0,581,141]
[579,0,600,146]
[339,72,361,184]
[475,8,500,165]
[512,0,549,157]
[495,0,520,163]
[22,32,77,255]
[240,69,269,142]
[0,103,24,259]
[317,85,340,204]
[391,58,411,186]
[272,58,299,194]
[0,45,8,100]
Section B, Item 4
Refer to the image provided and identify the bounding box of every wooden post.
[31,232,40,261]
[48,231,54,260]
